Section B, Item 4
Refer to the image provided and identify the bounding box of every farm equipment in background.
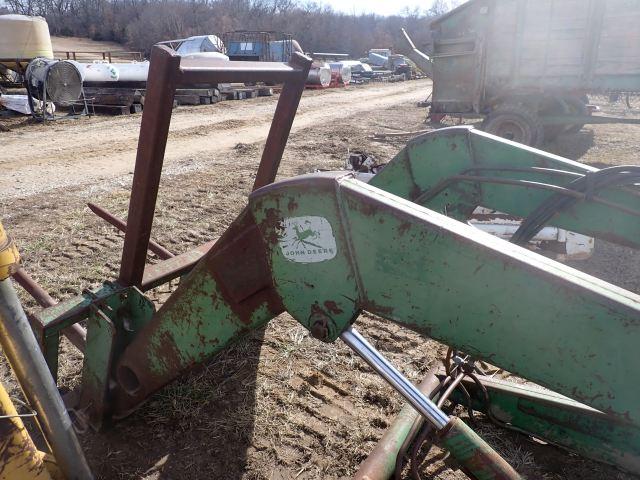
[5,45,640,479]
[222,30,303,63]
[401,0,640,146]
[367,48,413,80]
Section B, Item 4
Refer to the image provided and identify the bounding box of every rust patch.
[349,196,378,217]
[359,298,395,317]
[397,221,412,236]
[287,197,299,213]
[155,330,184,376]
[261,207,284,246]
[324,300,344,315]
[113,209,285,417]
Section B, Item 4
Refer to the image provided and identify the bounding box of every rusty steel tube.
[118,45,181,287]
[13,269,86,352]
[253,52,312,190]
[0,278,93,479]
[87,203,174,259]
[13,269,56,306]
[354,370,441,480]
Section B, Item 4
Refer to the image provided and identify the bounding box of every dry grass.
[1,92,639,479]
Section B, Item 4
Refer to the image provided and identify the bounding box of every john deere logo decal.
[279,216,337,263]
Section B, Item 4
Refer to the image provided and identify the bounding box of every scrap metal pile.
[0,13,418,121]
[2,45,640,480]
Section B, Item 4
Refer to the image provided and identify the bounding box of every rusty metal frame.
[22,47,311,379]
[118,45,312,287]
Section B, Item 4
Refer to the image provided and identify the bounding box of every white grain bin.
[26,58,82,106]
[329,62,352,85]
[0,15,53,70]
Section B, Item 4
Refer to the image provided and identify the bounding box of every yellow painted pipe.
[0,221,20,281]
[0,381,53,480]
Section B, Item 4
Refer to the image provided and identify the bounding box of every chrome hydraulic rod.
[340,326,449,430]
[341,326,521,479]
[0,278,94,480]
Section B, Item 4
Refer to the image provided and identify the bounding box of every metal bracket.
[78,286,155,430]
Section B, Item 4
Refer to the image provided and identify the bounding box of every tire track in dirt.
[0,80,431,199]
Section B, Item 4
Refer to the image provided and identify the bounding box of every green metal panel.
[82,309,116,429]
[32,282,122,379]
[80,287,155,428]
[111,212,286,415]
[448,376,640,472]
[371,128,640,248]
[42,331,60,381]
[249,173,640,426]
[439,417,521,479]
[141,266,271,376]
[251,177,360,339]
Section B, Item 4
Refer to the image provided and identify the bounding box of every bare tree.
[3,0,457,55]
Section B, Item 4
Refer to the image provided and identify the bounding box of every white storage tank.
[0,15,53,68]
[69,60,120,82]
[179,52,229,62]
[115,61,151,81]
[307,63,331,87]
[329,62,352,85]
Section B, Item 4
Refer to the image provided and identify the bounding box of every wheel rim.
[491,119,528,143]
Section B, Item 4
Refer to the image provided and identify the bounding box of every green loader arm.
[113,170,640,427]
[372,127,640,249]
[105,129,640,476]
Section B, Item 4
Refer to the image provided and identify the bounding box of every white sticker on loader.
[279,216,337,263]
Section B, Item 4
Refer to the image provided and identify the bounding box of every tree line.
[1,0,464,57]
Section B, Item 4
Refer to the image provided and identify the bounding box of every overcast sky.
[319,0,440,16]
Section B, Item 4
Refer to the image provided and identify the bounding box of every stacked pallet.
[174,88,222,105]
[77,82,277,116]
[82,87,223,114]
[219,84,274,100]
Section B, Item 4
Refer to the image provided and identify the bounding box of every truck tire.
[482,104,544,147]
[564,95,589,134]
[539,95,589,139]
[539,96,568,141]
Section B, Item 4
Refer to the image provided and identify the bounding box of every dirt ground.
[51,36,128,54]
[1,80,639,480]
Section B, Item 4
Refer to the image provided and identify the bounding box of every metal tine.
[87,203,175,260]
[13,268,87,352]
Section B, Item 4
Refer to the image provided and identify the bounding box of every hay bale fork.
[13,45,640,479]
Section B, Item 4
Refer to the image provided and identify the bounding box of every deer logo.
[279,216,337,264]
